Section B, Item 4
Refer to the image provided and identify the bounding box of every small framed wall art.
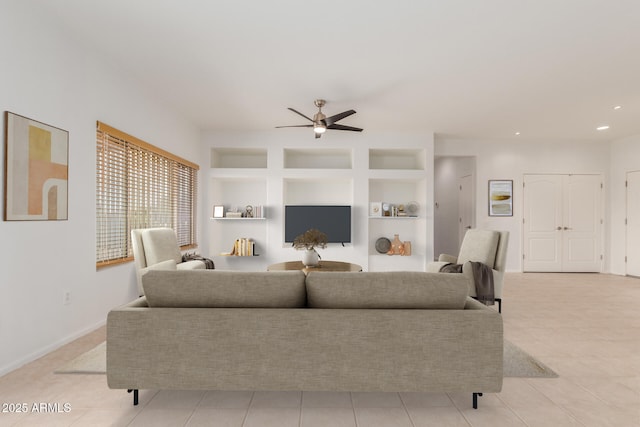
[488,180,513,216]
[213,205,225,218]
[369,202,382,217]
[4,112,69,221]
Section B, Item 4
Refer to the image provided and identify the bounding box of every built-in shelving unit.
[367,150,427,271]
[206,137,433,271]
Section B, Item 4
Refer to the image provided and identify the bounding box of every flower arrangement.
[293,228,328,251]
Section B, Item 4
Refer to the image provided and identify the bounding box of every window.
[96,122,199,267]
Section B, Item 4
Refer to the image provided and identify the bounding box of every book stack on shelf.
[222,237,257,256]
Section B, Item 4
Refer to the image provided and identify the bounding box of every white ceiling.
[33,0,640,141]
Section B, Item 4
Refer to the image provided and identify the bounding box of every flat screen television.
[285,205,351,244]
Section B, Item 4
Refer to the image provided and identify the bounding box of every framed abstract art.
[488,179,513,217]
[4,112,68,220]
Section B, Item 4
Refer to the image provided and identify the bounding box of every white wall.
[435,137,610,272]
[609,134,640,275]
[0,3,202,374]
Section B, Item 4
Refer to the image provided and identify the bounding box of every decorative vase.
[302,248,320,267]
[390,234,404,255]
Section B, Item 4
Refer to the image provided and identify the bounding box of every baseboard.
[0,320,106,377]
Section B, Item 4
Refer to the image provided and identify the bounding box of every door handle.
[465,226,472,229]
[556,226,562,230]
[563,227,572,230]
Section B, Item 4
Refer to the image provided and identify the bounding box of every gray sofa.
[107,270,503,409]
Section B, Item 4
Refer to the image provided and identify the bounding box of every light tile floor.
[1,273,639,426]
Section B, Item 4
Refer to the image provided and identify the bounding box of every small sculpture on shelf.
[386,234,412,256]
[293,228,328,267]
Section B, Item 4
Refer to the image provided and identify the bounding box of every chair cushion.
[143,270,307,308]
[140,228,182,265]
[305,272,469,309]
[177,260,206,270]
[457,230,500,268]
[147,259,177,271]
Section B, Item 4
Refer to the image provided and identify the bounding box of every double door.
[523,174,602,272]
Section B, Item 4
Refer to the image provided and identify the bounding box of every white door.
[627,171,640,277]
[523,175,563,271]
[523,174,602,272]
[458,174,473,249]
[562,175,602,271]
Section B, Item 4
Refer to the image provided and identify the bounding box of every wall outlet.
[63,290,71,305]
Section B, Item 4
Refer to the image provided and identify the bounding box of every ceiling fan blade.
[327,124,363,132]
[324,110,356,126]
[288,108,314,122]
[275,124,314,129]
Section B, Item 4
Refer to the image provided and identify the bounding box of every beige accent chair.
[131,228,205,295]
[426,229,509,312]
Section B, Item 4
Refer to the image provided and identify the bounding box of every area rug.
[55,342,106,374]
[503,340,558,378]
[55,340,557,378]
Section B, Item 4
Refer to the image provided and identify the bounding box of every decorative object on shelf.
[275,99,363,139]
[213,205,224,218]
[245,205,253,218]
[222,237,256,256]
[406,201,419,216]
[293,228,328,267]
[383,234,412,256]
[373,201,418,218]
[253,205,265,218]
[369,202,382,217]
[388,234,405,256]
[4,112,69,221]
[226,211,242,218]
[375,237,391,254]
[488,180,513,217]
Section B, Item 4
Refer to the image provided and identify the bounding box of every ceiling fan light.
[314,123,326,134]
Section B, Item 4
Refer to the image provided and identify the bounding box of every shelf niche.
[284,148,352,169]
[211,148,267,169]
[369,149,425,170]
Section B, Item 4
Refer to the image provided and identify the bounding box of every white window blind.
[96,122,199,267]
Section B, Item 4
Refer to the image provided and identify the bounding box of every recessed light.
[515,132,520,136]
[613,105,622,110]
[596,125,610,131]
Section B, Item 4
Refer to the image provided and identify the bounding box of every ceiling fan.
[276,99,363,139]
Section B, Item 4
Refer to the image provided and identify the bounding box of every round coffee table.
[267,260,362,275]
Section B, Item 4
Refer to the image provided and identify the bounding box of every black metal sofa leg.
[128,389,139,406]
[473,392,483,409]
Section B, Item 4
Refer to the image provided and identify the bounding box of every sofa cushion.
[306,272,469,309]
[140,228,182,266]
[457,229,500,268]
[143,270,307,308]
